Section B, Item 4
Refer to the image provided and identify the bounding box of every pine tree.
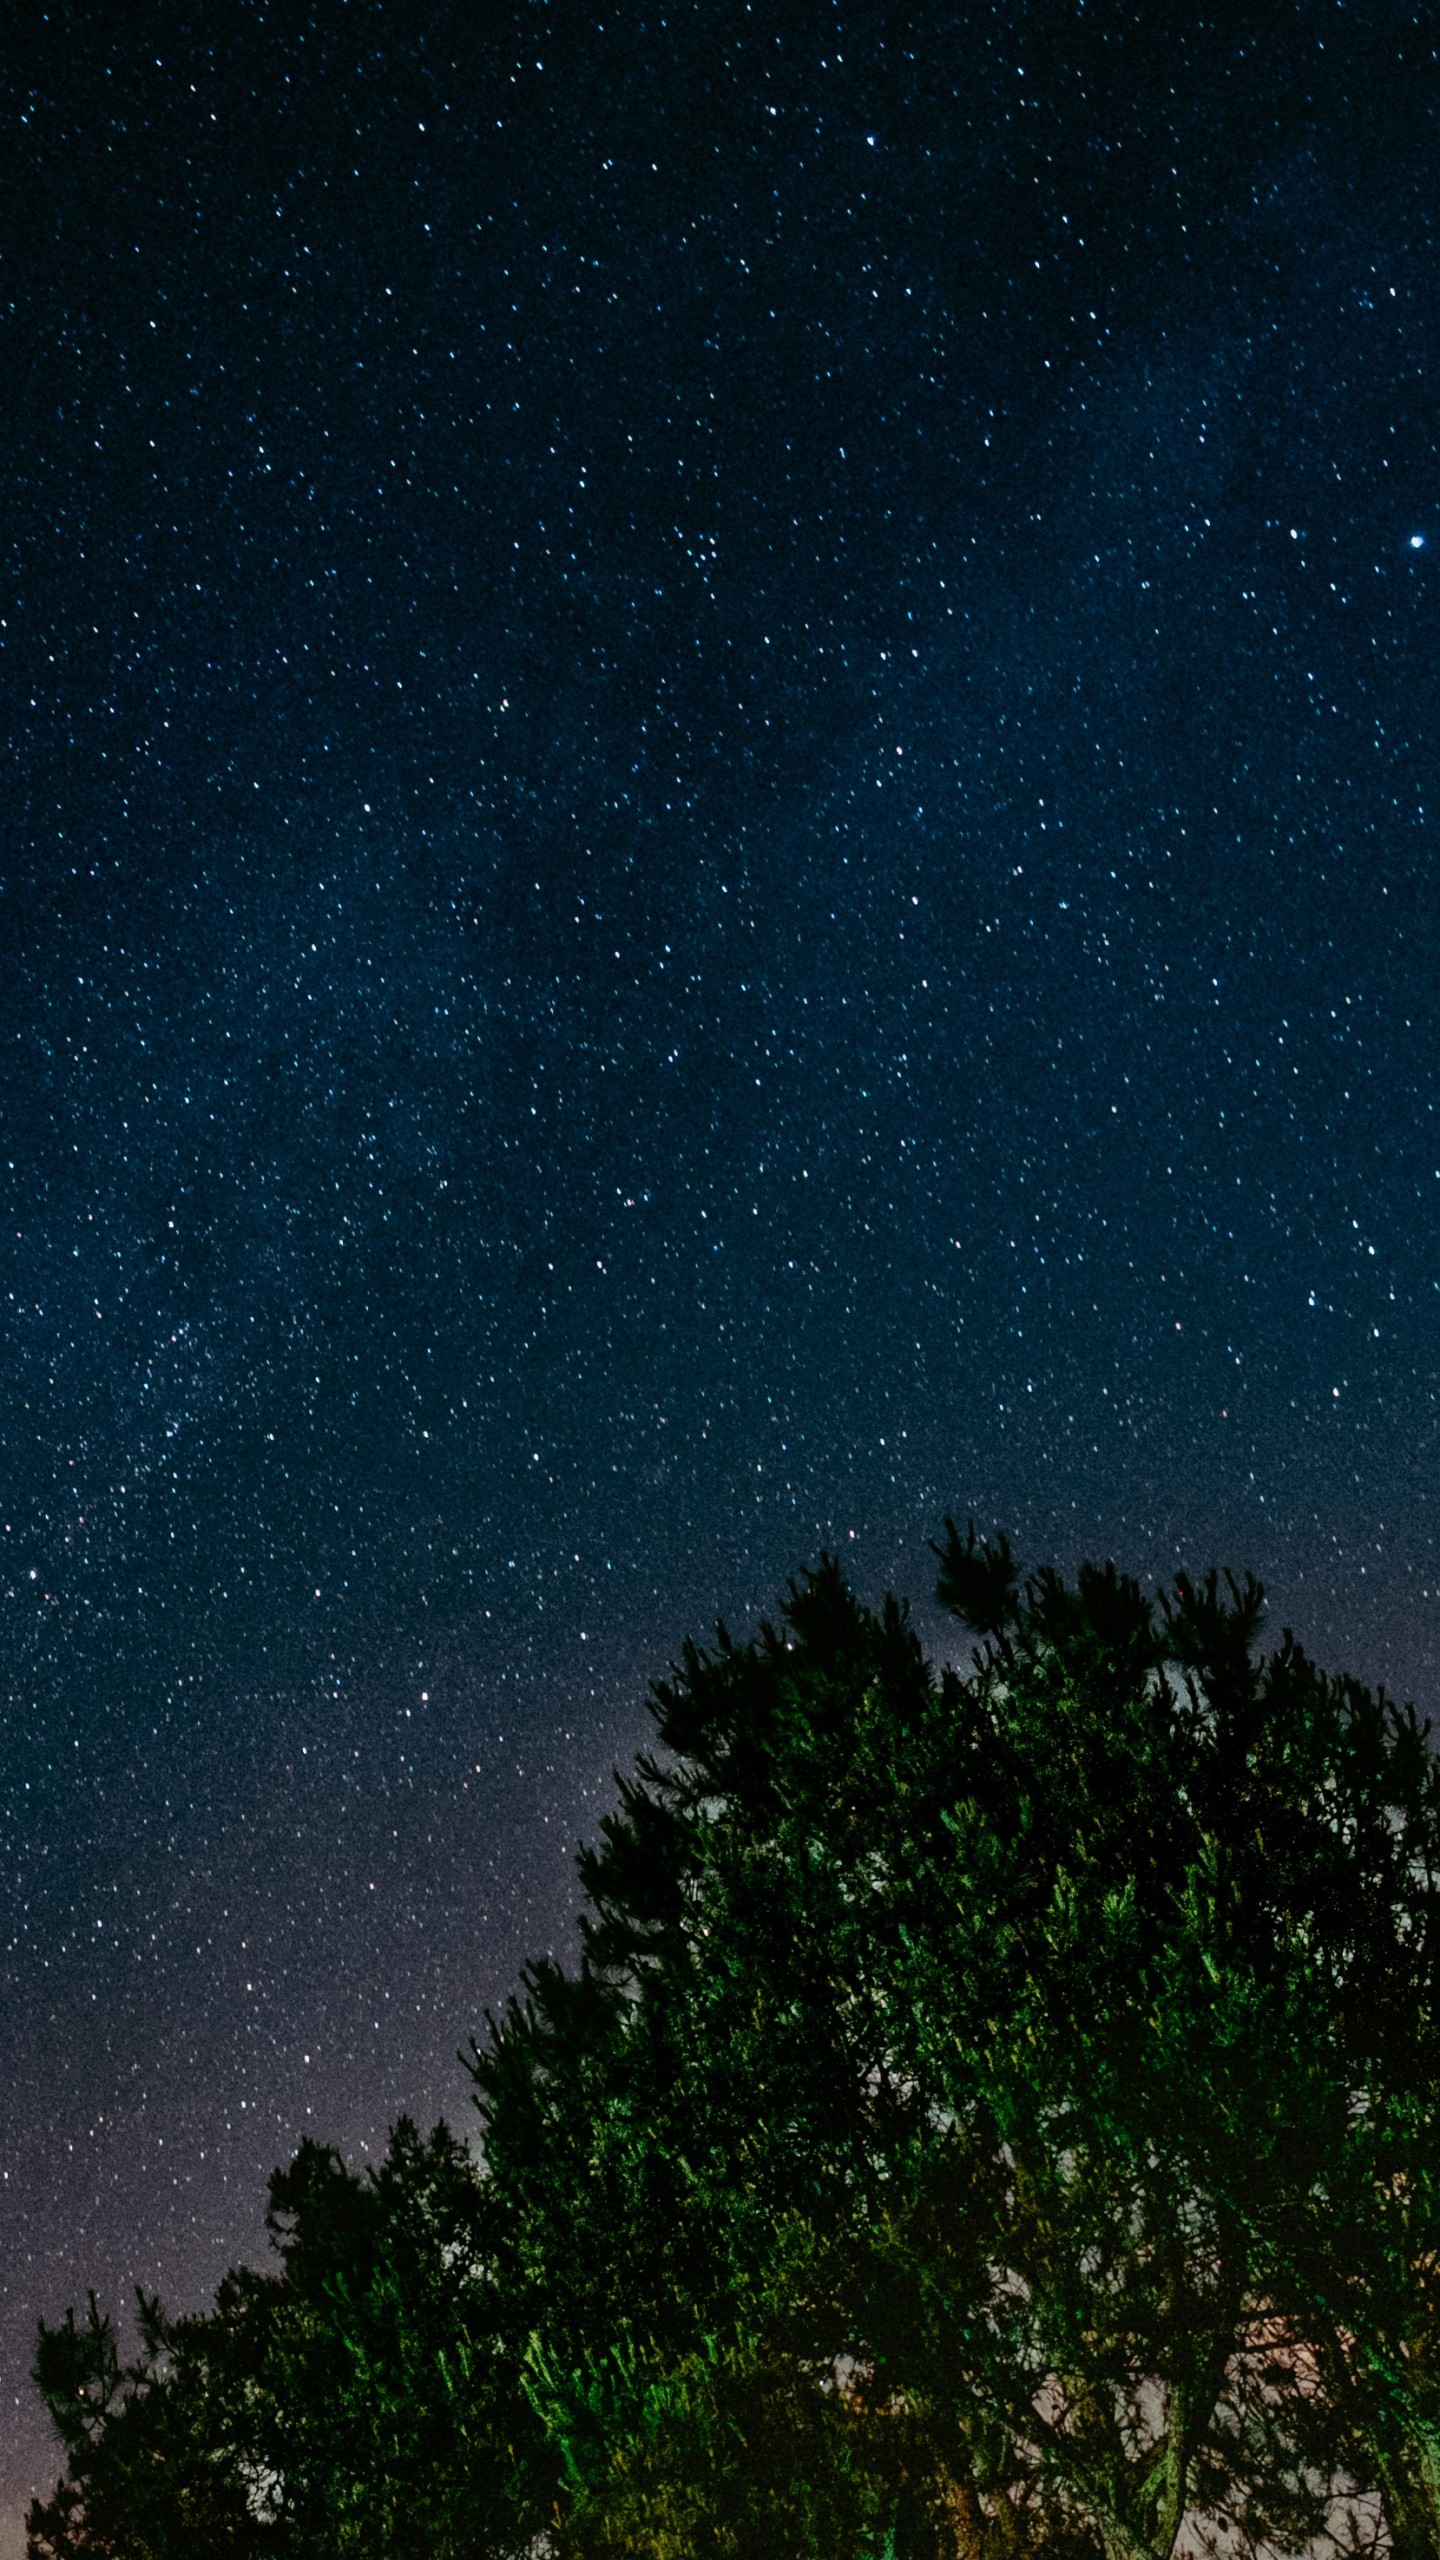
[33,1530,1440,2556]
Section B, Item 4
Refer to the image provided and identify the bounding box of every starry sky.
[5,1,1440,2538]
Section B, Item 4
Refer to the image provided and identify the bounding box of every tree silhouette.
[31,1532,1440,2556]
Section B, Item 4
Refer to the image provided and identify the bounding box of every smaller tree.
[29,2120,529,2559]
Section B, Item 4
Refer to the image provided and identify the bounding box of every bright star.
[1410,533,1426,551]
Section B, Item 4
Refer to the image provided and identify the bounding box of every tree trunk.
[1380,2423,1440,2560]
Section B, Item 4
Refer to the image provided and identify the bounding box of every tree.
[30,2121,532,2558]
[32,1531,1440,2555]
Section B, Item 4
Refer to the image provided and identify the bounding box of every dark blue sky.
[5,3,1440,2538]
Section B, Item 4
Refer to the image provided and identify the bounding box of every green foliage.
[32,1528,1440,2556]
[30,2122,534,2558]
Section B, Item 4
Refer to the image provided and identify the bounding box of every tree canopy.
[30,1531,1440,2557]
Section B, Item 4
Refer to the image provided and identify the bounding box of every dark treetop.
[30,1532,1440,2556]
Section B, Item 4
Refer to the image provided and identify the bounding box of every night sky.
[5,1,1440,2537]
